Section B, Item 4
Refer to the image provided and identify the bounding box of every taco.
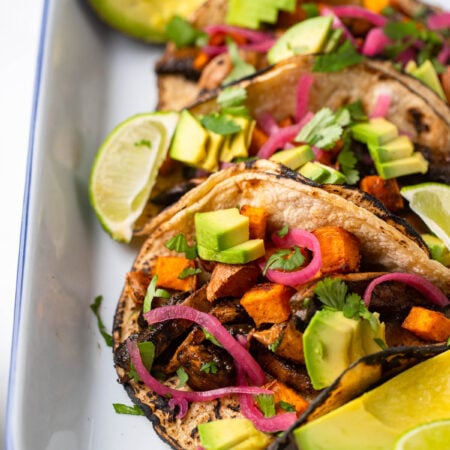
[113,159,450,450]
[155,0,450,111]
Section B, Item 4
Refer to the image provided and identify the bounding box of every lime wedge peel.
[394,419,450,450]
[400,182,450,251]
[89,111,179,242]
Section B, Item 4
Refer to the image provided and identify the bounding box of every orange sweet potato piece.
[313,226,361,275]
[240,283,295,327]
[207,263,260,302]
[263,379,309,415]
[402,306,450,342]
[360,175,404,212]
[153,256,197,292]
[240,204,268,240]
[249,126,269,155]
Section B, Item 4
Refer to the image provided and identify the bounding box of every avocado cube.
[195,208,249,251]
[352,118,398,147]
[409,59,446,101]
[375,152,428,179]
[270,145,314,170]
[198,418,270,450]
[198,239,265,264]
[421,233,450,264]
[169,110,208,166]
[267,16,333,64]
[317,163,347,185]
[368,135,414,163]
[199,130,225,172]
[298,161,329,183]
[219,116,254,163]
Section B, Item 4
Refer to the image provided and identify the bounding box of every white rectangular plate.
[6,0,447,449]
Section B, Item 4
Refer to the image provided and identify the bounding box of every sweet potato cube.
[206,263,260,302]
[313,226,361,274]
[240,205,268,240]
[240,283,294,327]
[153,256,197,291]
[263,379,309,415]
[360,175,404,212]
[402,306,450,342]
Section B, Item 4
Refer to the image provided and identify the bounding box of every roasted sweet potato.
[313,226,361,275]
[401,306,450,342]
[359,175,404,212]
[263,379,309,416]
[240,205,268,240]
[125,271,151,305]
[240,283,295,327]
[153,256,197,291]
[249,126,269,155]
[206,263,260,302]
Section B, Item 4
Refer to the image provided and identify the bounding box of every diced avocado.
[368,135,414,163]
[421,233,450,266]
[294,351,450,449]
[407,59,446,101]
[319,163,347,185]
[351,118,398,146]
[303,309,385,390]
[298,161,328,183]
[198,418,270,450]
[267,16,333,64]
[197,239,265,264]
[170,110,208,165]
[376,152,428,179]
[200,130,225,172]
[270,145,314,170]
[219,117,254,163]
[323,28,343,53]
[195,208,249,251]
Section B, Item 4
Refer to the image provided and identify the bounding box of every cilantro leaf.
[263,246,305,275]
[277,225,289,237]
[337,130,359,185]
[200,362,218,374]
[256,394,276,418]
[268,334,283,352]
[313,41,365,73]
[176,367,189,387]
[278,401,296,412]
[203,329,223,348]
[113,403,146,416]
[165,15,206,48]
[383,21,419,41]
[217,86,248,109]
[200,113,242,135]
[90,296,113,347]
[223,40,256,84]
[165,233,197,259]
[178,267,202,279]
[128,341,156,381]
[314,278,348,310]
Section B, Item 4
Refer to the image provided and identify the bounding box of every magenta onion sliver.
[263,229,322,287]
[201,40,275,56]
[204,24,274,43]
[144,305,266,385]
[257,112,280,135]
[330,5,388,27]
[370,93,392,118]
[363,273,449,307]
[257,123,303,159]
[427,12,450,30]
[236,365,297,432]
[296,74,314,122]
[321,7,357,46]
[362,28,391,56]
[127,340,271,418]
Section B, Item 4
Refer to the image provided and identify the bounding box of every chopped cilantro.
[134,139,151,148]
[263,246,305,275]
[113,403,146,416]
[200,362,218,374]
[143,276,170,313]
[337,130,359,185]
[268,334,283,352]
[301,3,319,18]
[313,41,364,73]
[128,341,156,381]
[165,15,206,48]
[200,113,242,135]
[178,267,202,279]
[90,296,113,347]
[165,233,197,259]
[217,86,248,109]
[383,21,419,41]
[203,329,223,348]
[339,100,368,123]
[176,367,189,387]
[223,40,256,85]
[278,401,296,412]
[277,225,289,238]
[256,394,276,418]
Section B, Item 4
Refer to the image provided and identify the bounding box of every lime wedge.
[400,182,450,251]
[394,419,450,450]
[89,111,179,242]
[88,0,205,42]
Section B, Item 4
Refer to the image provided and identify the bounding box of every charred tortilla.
[113,159,450,450]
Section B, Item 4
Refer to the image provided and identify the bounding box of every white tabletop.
[0,1,44,447]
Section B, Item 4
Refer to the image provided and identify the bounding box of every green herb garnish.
[313,41,365,73]
[129,341,156,380]
[113,403,146,416]
[178,267,202,279]
[143,276,170,313]
[337,130,359,185]
[165,233,197,259]
[263,246,305,275]
[277,225,289,237]
[256,394,276,418]
[90,296,113,347]
[278,401,296,412]
[165,15,206,48]
[268,334,283,352]
[200,113,242,135]
[201,362,219,374]
[203,329,223,348]
[223,40,256,84]
[176,367,189,387]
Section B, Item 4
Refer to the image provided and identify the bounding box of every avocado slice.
[267,16,333,64]
[88,0,205,43]
[352,118,399,147]
[195,208,249,252]
[298,161,328,183]
[198,418,270,450]
[294,350,450,449]
[375,152,429,179]
[199,130,225,172]
[198,239,265,264]
[368,135,414,163]
[219,116,254,163]
[406,59,446,101]
[169,110,208,166]
[421,233,450,265]
[270,145,314,170]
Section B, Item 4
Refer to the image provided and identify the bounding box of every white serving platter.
[5,0,447,449]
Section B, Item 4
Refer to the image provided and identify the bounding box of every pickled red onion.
[427,12,450,30]
[127,339,270,418]
[362,28,391,57]
[296,74,314,122]
[204,25,274,43]
[330,5,388,27]
[321,7,357,46]
[201,40,275,56]
[257,123,303,159]
[370,93,391,118]
[363,273,449,307]
[144,305,266,385]
[263,229,322,287]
